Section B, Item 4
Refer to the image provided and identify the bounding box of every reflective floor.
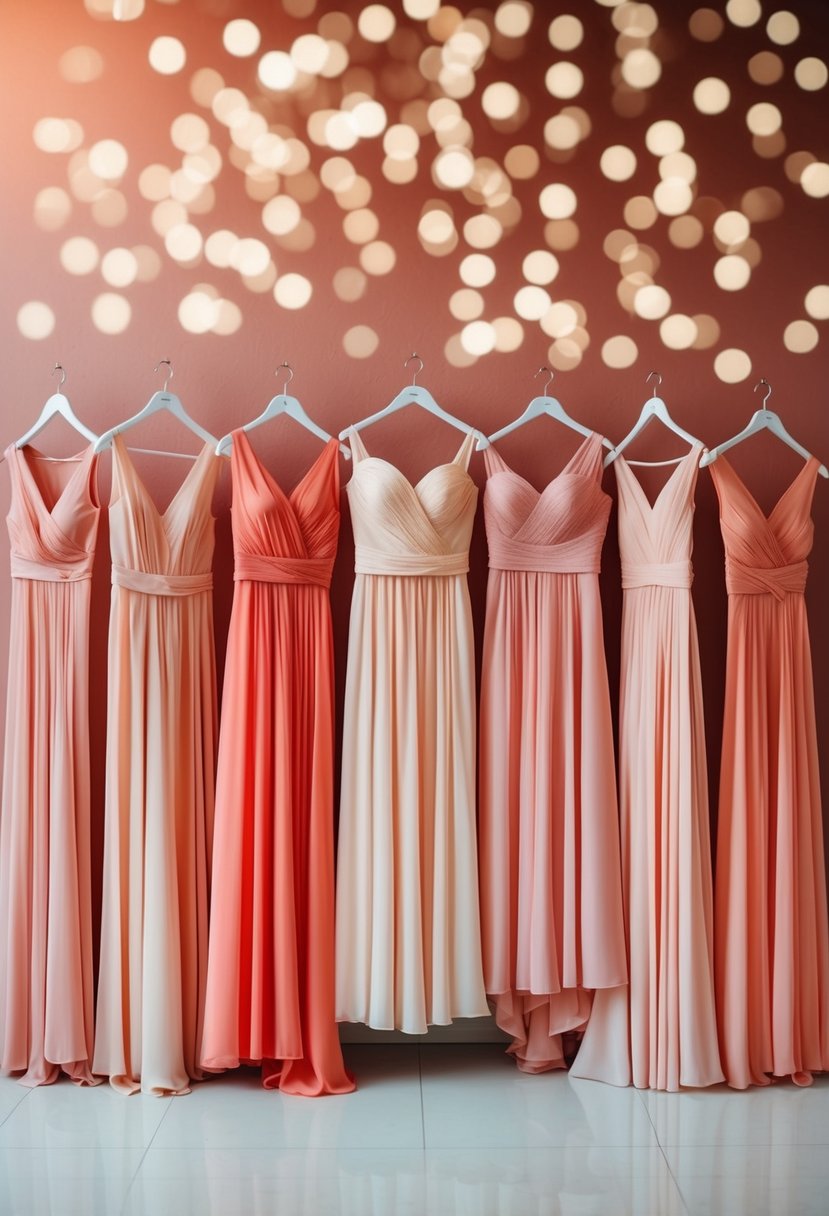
[1,1043,828,1214]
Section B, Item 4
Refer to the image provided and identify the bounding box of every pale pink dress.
[0,443,99,1086]
[478,435,626,1072]
[711,455,829,1088]
[336,428,489,1032]
[572,445,723,1090]
[93,435,220,1095]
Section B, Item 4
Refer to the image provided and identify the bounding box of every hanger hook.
[405,352,424,387]
[154,359,173,392]
[534,365,554,394]
[276,360,294,393]
[51,362,66,389]
[753,377,772,407]
[646,370,663,397]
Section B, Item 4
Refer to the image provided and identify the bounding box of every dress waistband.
[355,546,468,577]
[725,558,807,600]
[487,534,601,574]
[10,554,94,583]
[234,552,334,587]
[112,565,213,597]
[622,560,693,589]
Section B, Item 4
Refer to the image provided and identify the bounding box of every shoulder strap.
[453,429,477,471]
[347,426,369,464]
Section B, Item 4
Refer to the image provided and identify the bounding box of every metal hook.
[405,352,424,387]
[154,359,174,392]
[753,377,772,407]
[535,365,555,395]
[51,362,67,389]
[276,360,294,393]
[646,370,663,397]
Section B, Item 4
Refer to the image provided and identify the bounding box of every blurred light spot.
[171,113,209,153]
[205,229,238,268]
[258,51,297,90]
[460,253,495,287]
[88,138,128,180]
[343,208,379,244]
[544,114,582,152]
[92,292,131,334]
[383,123,420,159]
[17,302,55,340]
[152,199,187,236]
[660,314,698,349]
[689,8,724,40]
[659,151,697,183]
[33,117,84,153]
[713,210,750,247]
[59,45,104,82]
[241,262,277,294]
[634,285,671,319]
[692,314,720,349]
[92,189,128,226]
[450,289,484,320]
[746,102,782,136]
[540,301,578,338]
[767,10,799,44]
[539,183,577,219]
[714,348,751,382]
[548,15,583,51]
[165,222,203,262]
[112,0,144,16]
[133,245,162,282]
[444,333,477,369]
[805,285,829,320]
[714,255,751,290]
[784,319,818,352]
[785,150,816,183]
[693,77,730,114]
[213,299,243,336]
[358,5,396,42]
[352,100,387,138]
[624,196,658,228]
[621,49,661,90]
[493,316,524,352]
[503,147,537,184]
[514,285,551,321]
[149,36,186,75]
[223,19,261,57]
[748,51,784,85]
[334,268,367,301]
[495,2,533,37]
[545,63,584,99]
[549,337,583,372]
[434,146,475,188]
[190,67,224,108]
[725,0,761,27]
[343,325,379,358]
[544,219,579,250]
[139,164,172,202]
[461,320,496,355]
[231,238,270,277]
[601,145,637,181]
[403,0,440,17]
[645,120,684,155]
[360,241,396,275]
[741,185,784,220]
[523,250,559,284]
[283,0,317,16]
[419,207,456,245]
[60,236,99,274]
[653,178,692,215]
[101,247,138,287]
[262,195,302,235]
[795,58,828,91]
[482,82,521,120]
[34,186,72,231]
[613,3,659,36]
[801,162,829,198]
[274,273,312,309]
[292,33,330,73]
[463,215,502,249]
[178,290,217,334]
[602,336,638,369]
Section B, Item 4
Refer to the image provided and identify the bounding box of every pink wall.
[1,0,828,932]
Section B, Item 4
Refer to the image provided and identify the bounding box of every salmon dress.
[201,432,353,1096]
[478,435,626,1072]
[572,445,723,1090]
[0,443,99,1087]
[336,427,489,1032]
[710,455,829,1088]
[93,435,220,1095]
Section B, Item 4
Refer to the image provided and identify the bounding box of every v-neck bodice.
[5,442,99,582]
[615,445,703,590]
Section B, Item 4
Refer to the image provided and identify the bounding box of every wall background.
[0,0,827,1026]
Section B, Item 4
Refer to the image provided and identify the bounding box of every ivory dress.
[478,435,626,1072]
[711,455,829,1088]
[201,433,353,1096]
[0,443,99,1086]
[93,435,220,1095]
[335,428,489,1032]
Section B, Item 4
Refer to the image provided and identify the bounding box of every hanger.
[2,364,99,462]
[700,379,828,477]
[339,353,489,450]
[94,360,219,459]
[488,366,613,449]
[604,372,702,468]
[216,362,351,459]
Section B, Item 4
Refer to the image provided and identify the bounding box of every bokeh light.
[602,336,638,368]
[149,36,186,75]
[91,292,131,334]
[223,19,261,57]
[17,302,56,340]
[714,348,752,382]
[783,319,819,352]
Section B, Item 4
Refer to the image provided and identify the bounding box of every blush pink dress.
[478,435,627,1072]
[0,443,99,1087]
[201,433,354,1097]
[93,435,220,1095]
[710,455,829,1088]
[336,427,489,1032]
[572,445,723,1090]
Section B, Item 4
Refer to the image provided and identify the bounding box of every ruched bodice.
[6,443,98,581]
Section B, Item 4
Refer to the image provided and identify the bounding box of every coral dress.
[710,455,829,1088]
[201,432,353,1096]
[478,435,626,1072]
[572,445,723,1090]
[336,427,489,1032]
[0,443,99,1087]
[93,435,220,1095]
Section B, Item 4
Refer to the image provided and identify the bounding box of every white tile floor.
[1,1043,828,1215]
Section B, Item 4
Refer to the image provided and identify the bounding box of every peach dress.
[0,443,99,1087]
[478,435,626,1072]
[93,435,220,1095]
[710,455,829,1088]
[336,427,489,1032]
[572,445,723,1090]
[201,433,353,1096]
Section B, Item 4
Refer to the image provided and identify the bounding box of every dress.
[710,454,829,1088]
[93,434,220,1095]
[201,432,354,1096]
[335,427,489,1032]
[478,435,627,1072]
[0,443,99,1087]
[572,445,723,1090]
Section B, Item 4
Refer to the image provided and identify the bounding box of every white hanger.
[604,372,702,468]
[2,364,98,462]
[488,366,613,450]
[216,362,350,459]
[339,353,489,450]
[700,379,828,477]
[94,360,219,459]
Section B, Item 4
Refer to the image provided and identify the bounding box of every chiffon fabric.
[0,444,99,1087]
[478,435,626,1072]
[201,433,354,1096]
[94,435,220,1095]
[710,455,829,1088]
[572,445,723,1091]
[336,427,489,1032]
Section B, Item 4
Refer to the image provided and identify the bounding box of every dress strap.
[347,426,369,464]
[453,429,477,471]
[483,443,509,478]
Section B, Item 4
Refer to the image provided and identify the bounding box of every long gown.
[572,444,723,1090]
[478,435,627,1072]
[201,432,354,1096]
[335,427,489,1032]
[0,443,99,1087]
[93,435,220,1095]
[710,454,829,1088]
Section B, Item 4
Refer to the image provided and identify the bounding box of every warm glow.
[746,103,782,136]
[766,10,800,45]
[714,210,751,247]
[223,19,261,57]
[34,187,72,231]
[59,45,104,83]
[514,285,551,321]
[693,77,731,114]
[795,58,828,91]
[258,51,297,91]
[495,1,533,37]
[88,138,128,180]
[460,253,495,287]
[621,49,661,90]
[101,247,138,287]
[358,5,396,42]
[403,0,440,17]
[262,195,301,235]
[343,325,379,358]
[33,117,84,154]
[171,113,210,153]
[545,62,584,100]
[461,320,496,355]
[17,302,55,340]
[602,336,638,369]
[601,145,637,181]
[165,223,203,263]
[481,82,521,121]
[748,52,784,86]
[653,178,693,215]
[60,236,99,274]
[274,273,312,309]
[231,238,270,277]
[660,314,699,349]
[689,8,724,40]
[805,285,829,320]
[539,183,577,219]
[522,250,559,285]
[291,34,330,74]
[149,36,186,75]
[801,162,829,198]
[714,255,751,290]
[725,0,762,27]
[714,348,751,382]
[91,292,131,334]
[634,285,671,319]
[645,120,684,156]
[548,15,583,51]
[434,147,475,188]
[625,196,658,228]
[178,290,218,334]
[450,289,484,321]
[783,319,818,352]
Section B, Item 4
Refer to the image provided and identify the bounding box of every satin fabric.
[201,432,353,1096]
[0,443,99,1087]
